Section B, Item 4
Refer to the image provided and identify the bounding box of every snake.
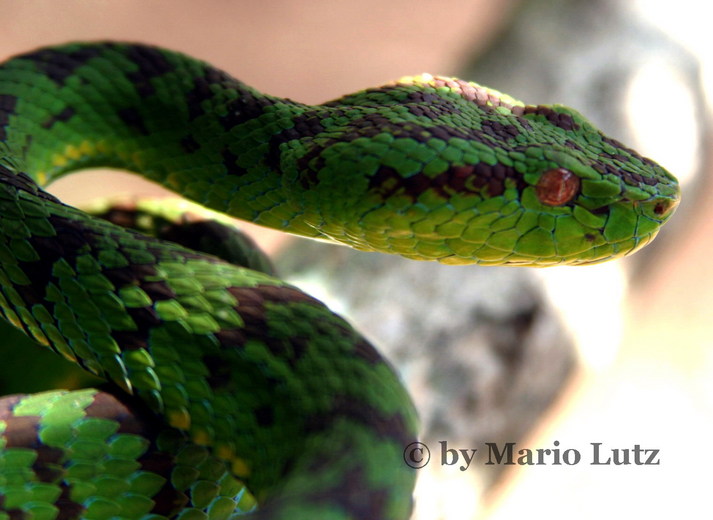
[0,42,679,520]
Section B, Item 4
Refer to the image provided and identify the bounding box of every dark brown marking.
[601,136,625,149]
[124,307,162,345]
[236,284,321,307]
[595,137,664,188]
[0,94,17,140]
[258,465,398,520]
[203,354,233,389]
[535,168,580,206]
[0,394,24,419]
[18,215,89,307]
[480,119,521,140]
[254,405,274,427]
[55,488,86,520]
[352,338,384,365]
[214,328,247,348]
[57,391,184,518]
[523,105,579,131]
[41,107,75,129]
[564,139,583,151]
[32,446,65,482]
[266,111,326,171]
[1,413,41,448]
[403,88,461,120]
[405,101,450,120]
[140,281,176,302]
[117,107,149,135]
[221,149,248,176]
[146,478,189,517]
[102,264,158,287]
[286,393,416,520]
[290,106,528,192]
[1,411,69,483]
[96,207,139,228]
[0,168,57,200]
[157,220,273,271]
[218,285,326,363]
[124,45,174,97]
[111,331,147,351]
[306,396,415,452]
[0,503,26,520]
[18,46,102,85]
[368,161,524,201]
[184,64,276,123]
[185,70,217,120]
[220,89,278,130]
[179,135,200,153]
[84,391,152,435]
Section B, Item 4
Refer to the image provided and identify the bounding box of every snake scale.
[0,42,679,520]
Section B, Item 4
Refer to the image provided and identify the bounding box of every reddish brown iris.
[535,168,580,206]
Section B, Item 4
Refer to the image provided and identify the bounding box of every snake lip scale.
[0,42,679,520]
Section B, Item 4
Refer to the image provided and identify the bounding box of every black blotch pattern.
[368,162,524,201]
[19,47,102,85]
[122,307,162,351]
[481,119,521,140]
[523,105,579,131]
[179,135,200,153]
[203,354,233,389]
[221,149,247,176]
[220,285,324,364]
[266,112,326,172]
[124,45,174,97]
[41,107,75,129]
[599,136,660,187]
[218,91,277,131]
[254,405,274,427]
[0,94,17,141]
[306,397,415,453]
[117,107,149,135]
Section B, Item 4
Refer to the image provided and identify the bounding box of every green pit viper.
[0,42,679,520]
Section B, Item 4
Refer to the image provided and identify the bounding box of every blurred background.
[0,1,710,518]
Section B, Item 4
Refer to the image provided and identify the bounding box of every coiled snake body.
[0,43,679,520]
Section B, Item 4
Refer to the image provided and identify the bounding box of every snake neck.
[0,43,319,233]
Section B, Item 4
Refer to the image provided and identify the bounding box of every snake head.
[507,103,681,265]
[287,75,680,266]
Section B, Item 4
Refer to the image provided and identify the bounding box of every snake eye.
[535,168,580,206]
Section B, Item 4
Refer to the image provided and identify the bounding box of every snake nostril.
[653,198,678,217]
